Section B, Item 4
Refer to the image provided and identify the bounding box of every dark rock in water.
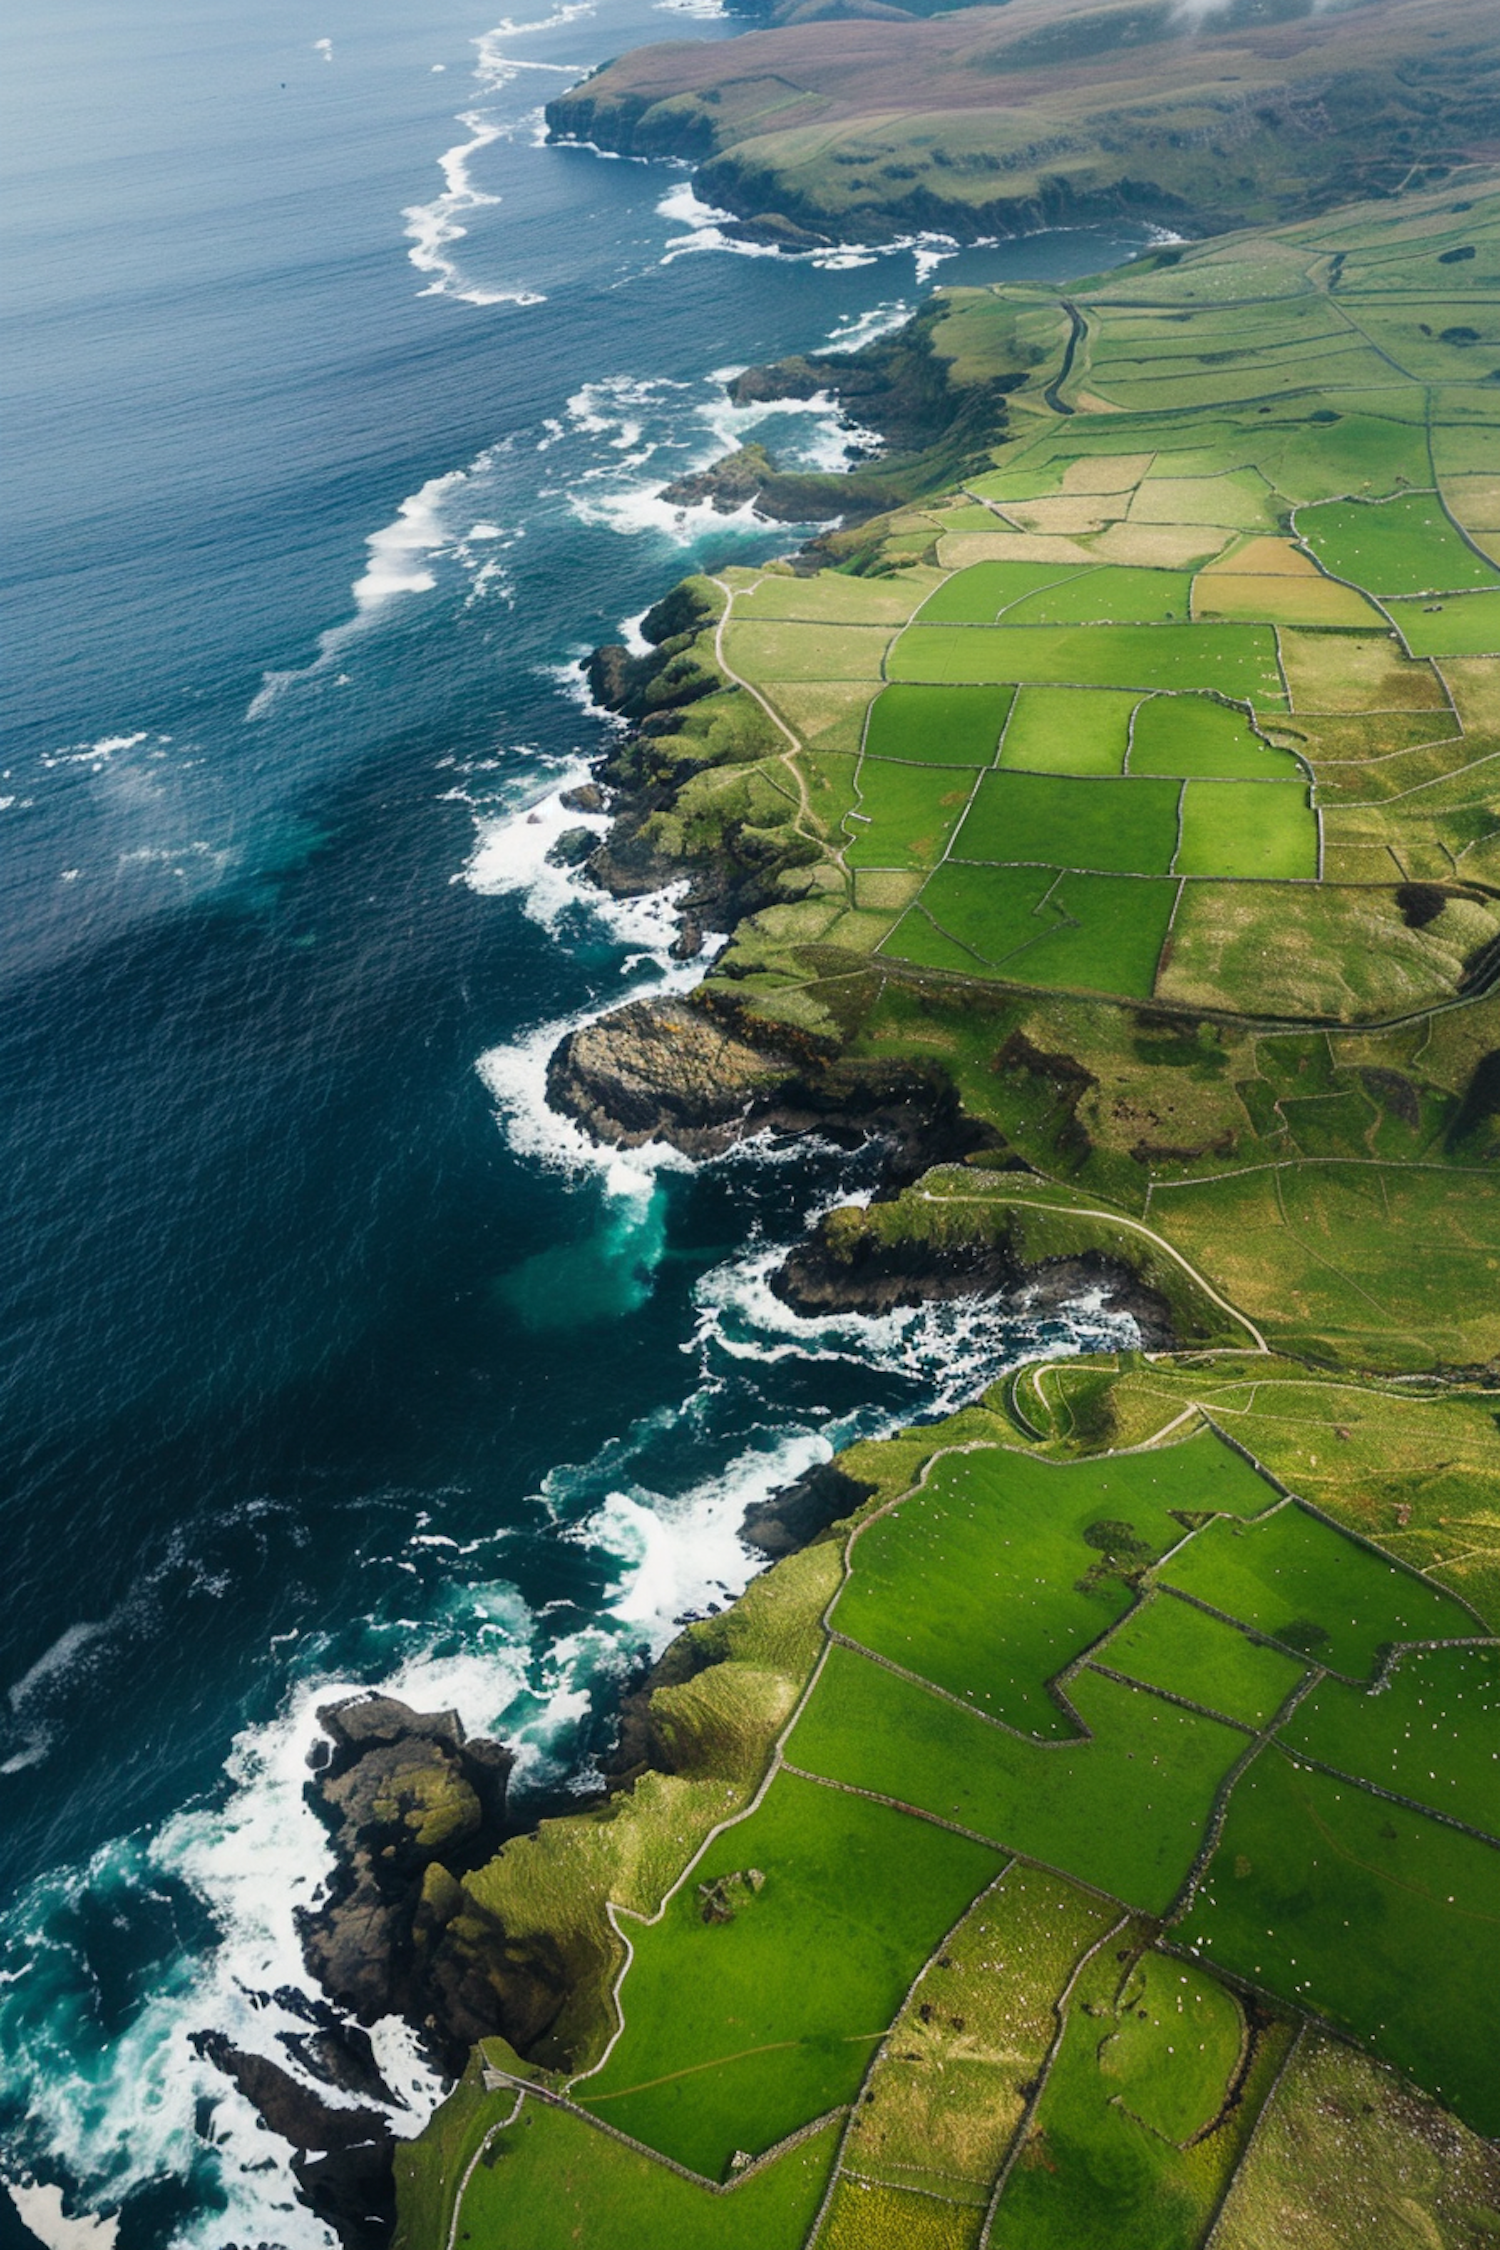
[560,781,606,814]
[546,824,599,868]
[773,1219,1178,1350]
[192,2032,385,2152]
[546,992,1002,1178]
[671,911,704,962]
[293,2143,397,2250]
[739,1457,879,1558]
[545,995,796,1156]
[295,1694,570,2085]
[280,2026,403,2110]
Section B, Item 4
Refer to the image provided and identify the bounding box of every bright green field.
[1100,1594,1307,1729]
[955,770,1181,875]
[573,1772,999,2177]
[863,682,1015,764]
[833,1430,1273,1735]
[1297,492,1500,597]
[917,561,1092,623]
[889,864,1178,998]
[458,2101,841,2248]
[1279,1644,1500,1840]
[1002,567,1194,626]
[988,1945,1269,2250]
[1177,1750,1500,2135]
[1129,694,1302,779]
[1159,1501,1478,1677]
[1384,589,1500,655]
[845,759,975,869]
[888,623,1284,702]
[1001,687,1135,774]
[789,1647,1246,1916]
[1175,780,1317,880]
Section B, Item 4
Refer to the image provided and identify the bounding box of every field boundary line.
[1200,2020,1307,2248]
[976,1912,1131,2246]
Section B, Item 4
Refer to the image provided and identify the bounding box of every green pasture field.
[1000,568,1194,626]
[1276,628,1446,712]
[888,623,1285,702]
[893,863,1062,970]
[1192,572,1382,628]
[457,2097,842,2249]
[917,562,1091,623]
[832,1429,1273,1735]
[989,1944,1285,2250]
[1177,1750,1500,2134]
[573,1771,1000,2177]
[889,864,1178,998]
[723,619,894,682]
[845,760,976,870]
[954,770,1181,876]
[1001,687,1134,774]
[1280,1645,1500,1840]
[787,1645,1246,1917]
[819,2181,982,2249]
[799,748,861,835]
[732,571,936,626]
[1099,1594,1306,1729]
[1160,1500,1475,1679]
[1128,694,1301,779]
[1147,1160,1500,1369]
[863,683,1014,765]
[1385,589,1500,656]
[1212,2030,1500,2250]
[1257,412,1434,503]
[840,1865,1117,2207]
[1175,780,1317,880]
[1297,493,1500,597]
[766,680,878,753]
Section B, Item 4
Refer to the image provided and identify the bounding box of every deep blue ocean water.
[0,3,1150,2239]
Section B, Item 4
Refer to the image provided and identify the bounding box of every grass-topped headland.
[547,0,1500,249]
[394,1358,1500,2243]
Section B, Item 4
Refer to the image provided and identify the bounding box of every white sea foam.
[3,2183,118,2249]
[313,37,332,61]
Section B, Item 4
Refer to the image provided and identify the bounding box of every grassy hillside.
[547,0,1500,245]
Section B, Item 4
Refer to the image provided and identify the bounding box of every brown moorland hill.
[547,0,1500,244]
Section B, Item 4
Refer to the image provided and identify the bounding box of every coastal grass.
[1001,568,1193,626]
[1211,2030,1500,2250]
[457,2097,842,2248]
[953,771,1181,876]
[722,619,895,682]
[1000,687,1133,775]
[864,682,1014,765]
[1128,695,1301,780]
[1158,1499,1476,1679]
[1276,628,1446,712]
[786,1645,1247,1916]
[831,1427,1273,1736]
[888,623,1284,702]
[573,1771,1000,2177]
[1099,1594,1307,1730]
[1176,1750,1500,2135]
[917,562,1092,624]
[1155,883,1490,1018]
[845,759,976,869]
[1385,589,1500,657]
[1192,573,1382,628]
[838,1864,1118,2207]
[1145,1160,1500,1369]
[1297,494,1500,597]
[885,859,1177,998]
[1279,1645,1500,1840]
[988,1941,1292,2250]
[1174,780,1317,881]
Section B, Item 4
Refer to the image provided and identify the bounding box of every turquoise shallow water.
[0,1,1149,2237]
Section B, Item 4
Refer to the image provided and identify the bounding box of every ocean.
[0,1,1150,2239]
